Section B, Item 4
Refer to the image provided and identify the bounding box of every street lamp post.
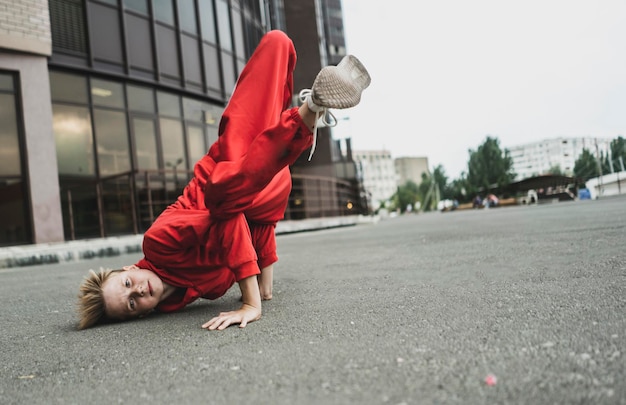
[166,157,184,191]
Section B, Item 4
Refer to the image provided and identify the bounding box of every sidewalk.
[0,215,377,269]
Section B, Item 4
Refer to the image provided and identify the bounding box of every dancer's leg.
[209,30,297,163]
[204,106,314,219]
[178,30,303,214]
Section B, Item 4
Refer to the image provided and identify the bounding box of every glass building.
[0,0,363,247]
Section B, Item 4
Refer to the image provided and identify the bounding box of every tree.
[573,148,600,180]
[465,136,516,196]
[431,165,451,199]
[391,180,419,213]
[548,164,563,176]
[448,174,468,202]
[606,136,626,172]
[417,172,436,211]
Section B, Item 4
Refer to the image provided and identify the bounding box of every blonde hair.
[77,268,121,330]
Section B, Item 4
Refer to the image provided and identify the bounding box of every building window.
[157,91,182,117]
[178,0,198,34]
[126,12,155,75]
[88,2,124,67]
[91,78,125,108]
[154,0,175,25]
[93,109,131,175]
[0,72,32,245]
[187,125,207,166]
[199,0,217,43]
[52,104,96,176]
[124,0,148,15]
[132,118,159,170]
[127,84,156,113]
[50,0,88,55]
[159,118,187,172]
[50,71,89,103]
[155,23,181,82]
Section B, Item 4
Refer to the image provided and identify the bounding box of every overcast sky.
[334,0,626,179]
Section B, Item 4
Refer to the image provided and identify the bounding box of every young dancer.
[77,30,370,330]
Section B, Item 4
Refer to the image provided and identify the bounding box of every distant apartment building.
[395,156,429,186]
[509,137,613,181]
[353,150,398,210]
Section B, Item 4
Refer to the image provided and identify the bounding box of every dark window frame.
[0,70,34,245]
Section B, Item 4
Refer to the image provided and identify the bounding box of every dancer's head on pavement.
[76,41,371,330]
[77,266,177,329]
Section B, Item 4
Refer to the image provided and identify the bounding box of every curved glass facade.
[50,70,226,238]
[48,0,270,239]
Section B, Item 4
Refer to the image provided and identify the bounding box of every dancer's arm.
[201,275,262,330]
[258,264,273,300]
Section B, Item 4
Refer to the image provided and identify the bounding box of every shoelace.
[299,89,337,161]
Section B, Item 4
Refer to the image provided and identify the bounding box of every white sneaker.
[310,55,371,109]
[299,55,371,160]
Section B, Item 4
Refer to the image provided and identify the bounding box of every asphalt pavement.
[1,196,625,404]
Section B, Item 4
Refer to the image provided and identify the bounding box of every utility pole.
[595,139,603,197]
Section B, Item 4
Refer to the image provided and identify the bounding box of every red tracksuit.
[134,30,313,312]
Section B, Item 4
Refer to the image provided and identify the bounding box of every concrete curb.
[0,215,379,270]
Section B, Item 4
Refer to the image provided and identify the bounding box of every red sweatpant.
[138,31,313,306]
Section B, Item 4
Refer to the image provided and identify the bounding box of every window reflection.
[124,0,148,14]
[0,74,14,90]
[0,94,21,176]
[0,72,30,245]
[157,91,181,117]
[52,104,95,176]
[0,179,30,245]
[207,125,218,147]
[216,0,232,51]
[153,0,175,25]
[199,0,217,43]
[203,43,222,93]
[160,118,186,171]
[133,118,159,170]
[187,125,206,165]
[50,71,88,103]
[155,25,180,80]
[183,97,203,121]
[94,109,131,175]
[178,0,197,33]
[91,78,125,108]
[128,85,155,113]
[231,7,244,59]
[203,103,222,127]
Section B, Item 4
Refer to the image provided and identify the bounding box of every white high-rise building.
[395,156,429,186]
[353,150,398,210]
[508,137,613,181]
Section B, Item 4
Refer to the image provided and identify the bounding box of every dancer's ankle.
[298,103,317,131]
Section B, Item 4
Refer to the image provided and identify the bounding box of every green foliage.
[401,135,625,205]
[465,136,516,195]
[548,164,563,175]
[448,175,468,201]
[605,136,626,172]
[417,172,435,211]
[392,180,419,213]
[573,148,600,180]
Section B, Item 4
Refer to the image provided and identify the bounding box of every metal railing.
[60,170,365,241]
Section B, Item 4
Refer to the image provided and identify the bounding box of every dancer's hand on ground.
[203,275,262,330]
[202,303,261,330]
